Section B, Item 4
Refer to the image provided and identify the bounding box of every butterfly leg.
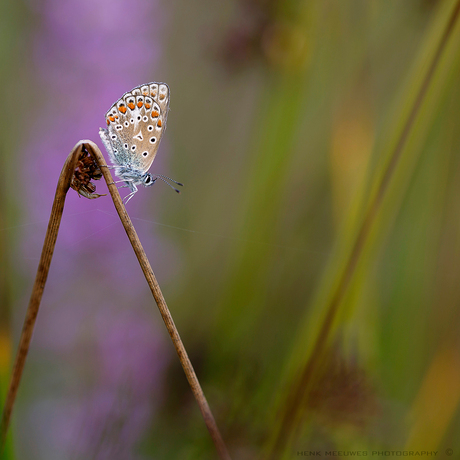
[97,164,116,185]
[122,182,138,205]
[117,180,135,191]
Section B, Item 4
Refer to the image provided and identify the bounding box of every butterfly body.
[99,82,171,203]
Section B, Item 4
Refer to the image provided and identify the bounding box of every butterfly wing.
[102,82,170,173]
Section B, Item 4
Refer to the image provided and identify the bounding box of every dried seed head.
[70,145,106,199]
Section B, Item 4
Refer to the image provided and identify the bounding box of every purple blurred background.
[15,0,173,458]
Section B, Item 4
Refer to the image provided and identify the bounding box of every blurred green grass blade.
[265,0,460,456]
[0,0,31,458]
[212,74,309,338]
[0,333,15,459]
[208,3,319,349]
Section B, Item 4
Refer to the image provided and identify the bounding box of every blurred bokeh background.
[1,0,460,458]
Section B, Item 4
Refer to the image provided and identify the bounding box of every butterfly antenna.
[156,174,184,187]
[155,175,182,194]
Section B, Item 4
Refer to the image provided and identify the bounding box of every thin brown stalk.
[85,140,232,460]
[268,1,460,457]
[0,141,83,446]
[1,140,231,460]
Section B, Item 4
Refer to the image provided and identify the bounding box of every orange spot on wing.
[159,94,165,100]
[145,103,151,109]
[151,91,157,97]
[137,101,143,108]
[152,110,159,117]
[109,116,115,122]
[119,106,127,114]
[157,119,162,127]
[106,119,110,126]
[128,102,135,110]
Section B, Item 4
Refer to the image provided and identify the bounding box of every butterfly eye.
[142,151,148,157]
[150,137,157,144]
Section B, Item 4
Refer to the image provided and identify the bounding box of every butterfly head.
[142,172,157,187]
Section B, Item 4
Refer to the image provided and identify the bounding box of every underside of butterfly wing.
[101,82,170,174]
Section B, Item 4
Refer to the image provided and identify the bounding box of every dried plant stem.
[1,140,231,460]
[0,142,83,446]
[84,140,231,460]
[268,0,460,457]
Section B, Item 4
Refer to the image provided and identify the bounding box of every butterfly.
[99,82,182,204]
